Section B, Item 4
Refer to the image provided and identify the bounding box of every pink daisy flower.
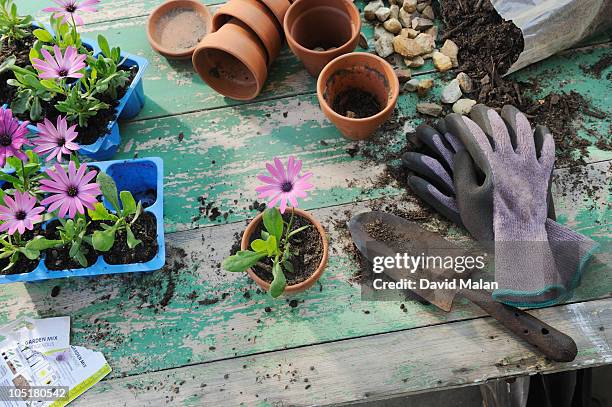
[0,191,45,236]
[32,45,86,80]
[256,156,314,214]
[0,107,30,168]
[43,0,100,26]
[34,116,80,163]
[40,161,101,219]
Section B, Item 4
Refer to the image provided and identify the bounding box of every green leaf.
[32,29,53,43]
[74,251,88,267]
[98,34,111,58]
[0,172,21,186]
[283,260,294,274]
[263,207,283,243]
[0,189,5,206]
[125,225,142,249]
[119,190,137,217]
[19,248,40,260]
[92,228,116,252]
[261,230,270,240]
[30,97,42,121]
[25,238,62,251]
[87,202,117,221]
[250,239,267,253]
[269,263,287,298]
[222,250,267,273]
[96,172,120,212]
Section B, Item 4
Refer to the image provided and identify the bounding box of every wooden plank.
[0,162,608,380]
[111,86,611,232]
[75,298,612,406]
[82,22,611,122]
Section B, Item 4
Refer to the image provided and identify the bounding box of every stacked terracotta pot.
[192,0,290,101]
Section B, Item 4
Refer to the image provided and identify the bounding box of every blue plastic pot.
[3,30,148,160]
[0,157,165,284]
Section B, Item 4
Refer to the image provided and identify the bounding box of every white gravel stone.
[452,99,477,114]
[375,6,391,22]
[441,79,462,104]
[390,4,400,20]
[440,39,459,67]
[456,72,474,93]
[375,31,396,58]
[384,18,403,34]
[364,0,384,20]
[403,0,417,12]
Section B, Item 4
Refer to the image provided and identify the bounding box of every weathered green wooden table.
[2,1,611,405]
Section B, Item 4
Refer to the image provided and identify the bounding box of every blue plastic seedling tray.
[3,28,149,160]
[0,157,165,284]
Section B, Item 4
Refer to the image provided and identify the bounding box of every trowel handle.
[458,289,577,362]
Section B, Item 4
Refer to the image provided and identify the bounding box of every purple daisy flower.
[34,116,80,163]
[43,0,100,26]
[32,46,86,80]
[0,191,45,235]
[256,156,314,214]
[40,161,101,219]
[0,107,30,168]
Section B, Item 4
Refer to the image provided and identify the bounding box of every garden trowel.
[348,211,577,362]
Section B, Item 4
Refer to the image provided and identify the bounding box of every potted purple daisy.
[222,156,329,298]
[0,106,164,280]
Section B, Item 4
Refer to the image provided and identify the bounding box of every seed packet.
[0,317,111,407]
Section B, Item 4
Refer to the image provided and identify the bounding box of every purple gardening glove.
[402,112,598,308]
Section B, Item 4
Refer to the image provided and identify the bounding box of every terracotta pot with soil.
[241,208,329,295]
[212,0,282,67]
[284,0,361,76]
[192,19,268,100]
[147,0,212,59]
[317,52,399,140]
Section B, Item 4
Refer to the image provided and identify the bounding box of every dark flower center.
[58,69,69,77]
[57,137,66,147]
[281,181,293,193]
[65,5,76,12]
[67,186,79,197]
[15,210,26,221]
[0,133,12,147]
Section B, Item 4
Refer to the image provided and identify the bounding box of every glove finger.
[402,152,455,196]
[434,119,465,154]
[453,149,495,241]
[444,113,493,177]
[501,105,536,157]
[469,104,513,154]
[533,125,556,172]
[416,124,455,170]
[407,175,462,226]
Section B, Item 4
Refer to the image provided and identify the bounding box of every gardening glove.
[445,104,566,306]
[403,114,597,307]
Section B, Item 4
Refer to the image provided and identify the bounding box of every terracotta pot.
[192,19,268,100]
[260,0,291,28]
[212,0,281,67]
[317,52,400,140]
[147,0,212,59]
[284,0,361,76]
[241,208,329,295]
